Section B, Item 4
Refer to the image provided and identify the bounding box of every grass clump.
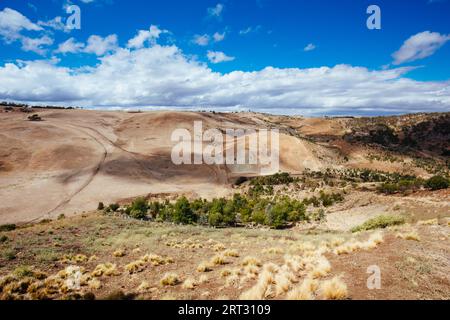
[320,276,348,300]
[160,273,180,286]
[197,262,213,273]
[351,215,405,232]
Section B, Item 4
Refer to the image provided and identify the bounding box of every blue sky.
[0,0,449,115]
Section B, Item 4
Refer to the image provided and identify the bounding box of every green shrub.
[425,175,449,191]
[377,183,399,195]
[351,215,405,232]
[2,249,16,260]
[0,224,16,232]
[173,196,197,224]
[128,197,148,219]
[108,203,120,212]
[0,235,8,243]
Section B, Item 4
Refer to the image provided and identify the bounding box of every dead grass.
[160,273,180,286]
[320,276,348,300]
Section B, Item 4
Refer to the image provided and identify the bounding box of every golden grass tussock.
[244,265,260,277]
[396,231,421,241]
[160,273,180,286]
[417,218,438,226]
[220,269,232,278]
[197,261,213,272]
[113,249,126,257]
[274,273,292,296]
[87,278,101,290]
[241,256,262,267]
[198,275,209,284]
[137,281,151,293]
[141,253,174,266]
[182,278,197,290]
[211,255,228,266]
[91,263,119,277]
[223,249,240,257]
[286,277,318,300]
[125,259,146,274]
[284,255,306,273]
[262,263,280,274]
[239,269,274,300]
[309,256,331,279]
[263,247,284,255]
[320,276,348,300]
[213,243,226,252]
[225,274,240,288]
[60,254,88,264]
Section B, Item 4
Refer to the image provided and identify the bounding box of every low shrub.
[351,215,405,232]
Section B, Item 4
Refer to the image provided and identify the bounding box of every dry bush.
[263,247,284,255]
[160,273,180,286]
[125,259,146,274]
[113,249,126,257]
[397,231,421,241]
[223,249,240,257]
[197,261,213,272]
[60,254,88,264]
[137,281,151,293]
[241,256,262,267]
[417,218,438,225]
[286,277,318,300]
[182,278,197,290]
[211,255,228,266]
[91,263,119,277]
[309,256,331,279]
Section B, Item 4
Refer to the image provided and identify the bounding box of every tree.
[173,196,197,224]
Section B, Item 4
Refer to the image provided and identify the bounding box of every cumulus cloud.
[304,43,316,52]
[213,32,225,42]
[193,34,210,46]
[239,26,261,35]
[127,25,168,49]
[0,7,42,41]
[55,37,85,54]
[54,34,118,56]
[20,35,54,55]
[38,16,70,33]
[207,51,235,63]
[392,31,450,65]
[207,3,224,19]
[84,34,118,56]
[1,41,449,115]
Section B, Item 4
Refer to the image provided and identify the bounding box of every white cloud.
[1,40,449,115]
[207,50,235,64]
[55,37,85,54]
[304,43,316,52]
[38,16,69,33]
[0,7,42,41]
[392,31,450,65]
[20,35,54,55]
[84,34,118,56]
[127,25,168,49]
[213,32,225,42]
[193,34,210,46]
[239,26,261,35]
[207,3,224,18]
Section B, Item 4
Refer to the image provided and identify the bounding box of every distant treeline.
[1,101,80,110]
